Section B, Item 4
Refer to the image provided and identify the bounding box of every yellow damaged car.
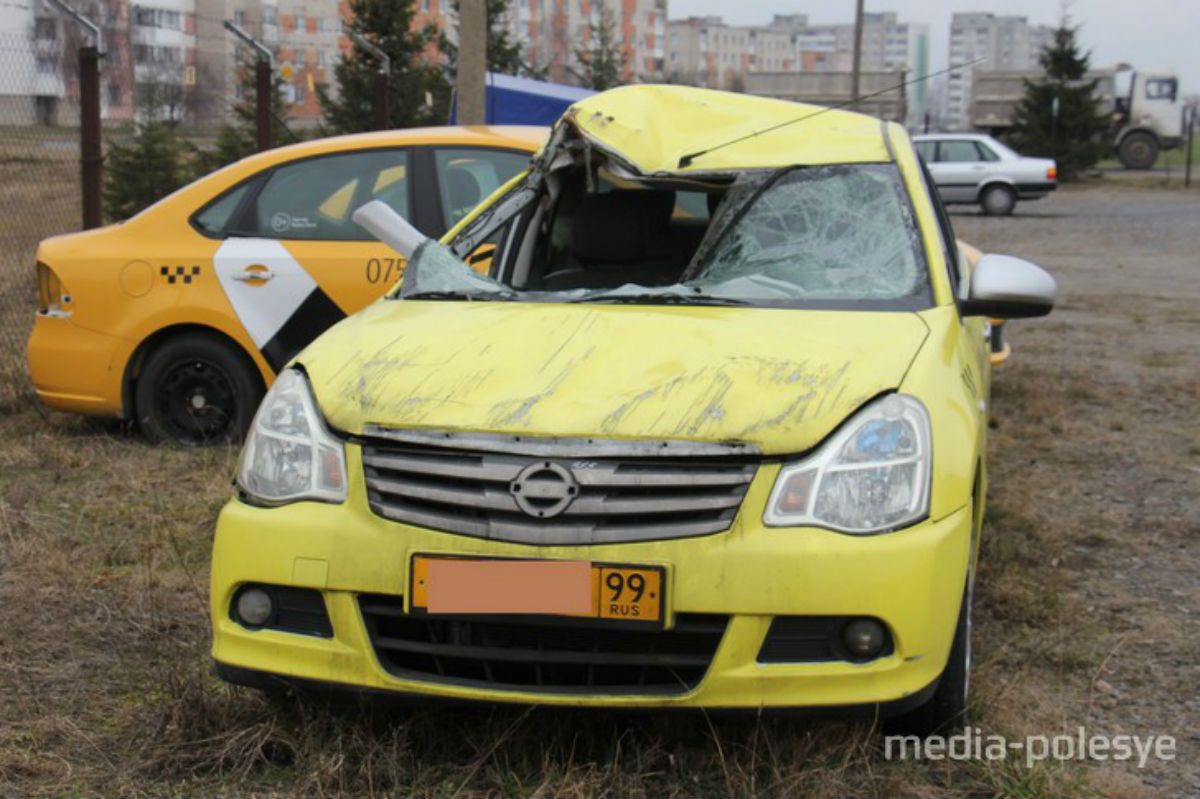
[27,126,544,443]
[211,86,1055,734]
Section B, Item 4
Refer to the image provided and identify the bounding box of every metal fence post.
[374,70,389,131]
[346,28,391,132]
[45,0,103,228]
[255,58,272,151]
[224,21,274,151]
[79,44,102,228]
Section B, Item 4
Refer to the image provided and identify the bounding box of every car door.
[927,140,987,203]
[206,147,430,371]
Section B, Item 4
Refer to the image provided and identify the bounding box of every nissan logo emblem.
[510,461,579,518]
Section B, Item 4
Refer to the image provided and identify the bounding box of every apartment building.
[275,0,340,120]
[669,18,796,89]
[0,0,69,124]
[194,0,342,126]
[497,0,667,85]
[666,11,929,127]
[0,0,171,124]
[943,11,1053,130]
[127,0,195,119]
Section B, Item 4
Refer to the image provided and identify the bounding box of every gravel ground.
[953,181,1200,798]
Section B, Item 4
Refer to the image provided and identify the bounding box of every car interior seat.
[445,168,483,224]
[540,190,684,291]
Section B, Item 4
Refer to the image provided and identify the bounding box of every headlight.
[764,394,931,534]
[237,369,347,505]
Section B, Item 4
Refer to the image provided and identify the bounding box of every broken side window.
[397,237,515,300]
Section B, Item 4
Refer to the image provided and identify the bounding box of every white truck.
[970,65,1186,169]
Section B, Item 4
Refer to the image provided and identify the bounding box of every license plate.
[410,555,664,624]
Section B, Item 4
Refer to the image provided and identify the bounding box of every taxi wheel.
[136,334,263,445]
[885,583,972,738]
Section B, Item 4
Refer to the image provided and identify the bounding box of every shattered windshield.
[396,163,931,310]
[685,165,928,302]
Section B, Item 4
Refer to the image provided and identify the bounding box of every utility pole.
[346,27,391,131]
[850,0,865,101]
[456,0,487,125]
[224,21,274,151]
[45,0,103,229]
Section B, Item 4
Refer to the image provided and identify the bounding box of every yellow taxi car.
[211,86,1055,734]
[28,126,546,443]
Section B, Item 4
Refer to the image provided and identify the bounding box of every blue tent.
[450,73,595,126]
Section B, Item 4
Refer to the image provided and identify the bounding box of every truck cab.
[1114,68,1185,169]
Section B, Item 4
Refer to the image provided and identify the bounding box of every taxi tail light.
[1046,165,1057,181]
[37,261,65,312]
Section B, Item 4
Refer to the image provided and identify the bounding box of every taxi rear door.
[212,147,432,371]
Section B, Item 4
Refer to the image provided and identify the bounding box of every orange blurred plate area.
[410,555,664,624]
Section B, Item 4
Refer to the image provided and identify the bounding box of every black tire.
[1117,132,1158,170]
[885,583,972,737]
[135,333,263,445]
[979,184,1016,217]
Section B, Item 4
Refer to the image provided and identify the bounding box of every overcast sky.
[669,0,1197,92]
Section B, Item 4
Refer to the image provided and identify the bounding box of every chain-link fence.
[0,10,324,414]
[0,31,82,412]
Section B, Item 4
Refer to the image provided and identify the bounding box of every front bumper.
[211,456,972,710]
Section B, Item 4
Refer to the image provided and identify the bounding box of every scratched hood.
[299,301,929,455]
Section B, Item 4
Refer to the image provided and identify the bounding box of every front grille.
[360,430,758,546]
[359,594,728,694]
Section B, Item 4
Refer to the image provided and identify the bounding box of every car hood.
[299,301,930,456]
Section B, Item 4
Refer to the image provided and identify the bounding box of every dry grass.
[2,176,1194,797]
[0,343,1121,799]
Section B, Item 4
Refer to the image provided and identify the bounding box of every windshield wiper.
[572,291,750,306]
[399,290,515,302]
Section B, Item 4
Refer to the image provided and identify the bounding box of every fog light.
[842,618,886,659]
[236,587,274,627]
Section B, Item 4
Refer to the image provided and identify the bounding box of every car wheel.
[885,582,972,737]
[980,184,1016,216]
[1117,132,1158,170]
[136,333,263,445]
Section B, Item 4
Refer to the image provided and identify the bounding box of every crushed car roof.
[565,84,895,175]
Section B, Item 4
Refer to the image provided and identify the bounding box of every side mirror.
[960,254,1056,319]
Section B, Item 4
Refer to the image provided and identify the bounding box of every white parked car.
[914,134,1057,216]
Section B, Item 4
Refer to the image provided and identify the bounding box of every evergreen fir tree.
[1007,21,1110,180]
[320,0,451,133]
[104,117,190,220]
[573,6,626,91]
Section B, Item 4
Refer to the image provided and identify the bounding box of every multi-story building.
[127,0,196,119]
[770,12,928,127]
[275,0,340,120]
[499,0,667,85]
[0,0,68,124]
[943,12,1053,130]
[8,0,666,127]
[193,0,342,126]
[666,17,749,89]
[666,11,929,128]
